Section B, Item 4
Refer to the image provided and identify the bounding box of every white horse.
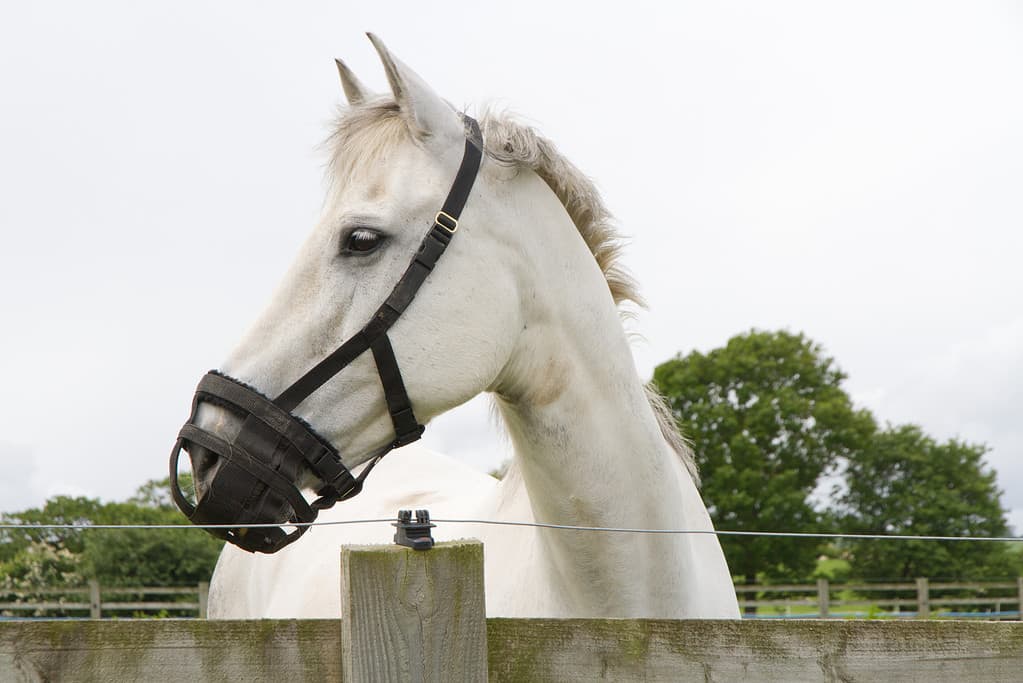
[200,34,739,619]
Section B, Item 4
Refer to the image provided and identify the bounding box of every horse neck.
[488,209,702,615]
[495,317,681,528]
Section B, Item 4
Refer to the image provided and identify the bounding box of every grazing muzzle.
[169,117,483,554]
[169,372,373,553]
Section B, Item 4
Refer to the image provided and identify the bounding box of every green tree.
[0,541,82,592]
[653,330,876,587]
[0,496,108,561]
[81,501,223,587]
[838,424,1015,580]
[0,475,222,591]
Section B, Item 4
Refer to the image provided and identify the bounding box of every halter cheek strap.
[274,120,483,419]
[272,117,483,499]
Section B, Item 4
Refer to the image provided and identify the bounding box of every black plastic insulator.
[393,508,436,550]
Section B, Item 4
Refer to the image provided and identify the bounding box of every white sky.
[1,2,1021,529]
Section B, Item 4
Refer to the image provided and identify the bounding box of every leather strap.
[198,372,335,462]
[178,424,316,523]
[371,334,424,447]
[274,120,482,413]
[196,371,357,498]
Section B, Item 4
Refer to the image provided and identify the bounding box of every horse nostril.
[188,444,213,493]
[184,402,245,498]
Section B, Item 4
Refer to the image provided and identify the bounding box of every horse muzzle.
[169,371,364,554]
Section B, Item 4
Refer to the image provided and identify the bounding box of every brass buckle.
[435,211,458,234]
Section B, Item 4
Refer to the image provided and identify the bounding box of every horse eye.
[342,228,384,255]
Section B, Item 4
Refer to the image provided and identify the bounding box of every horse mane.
[477,109,641,310]
[326,100,698,484]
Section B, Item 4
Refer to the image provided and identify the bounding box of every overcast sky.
[2,2,1021,530]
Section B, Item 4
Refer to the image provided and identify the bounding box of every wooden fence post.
[89,580,101,619]
[340,540,487,683]
[816,578,829,618]
[197,581,209,619]
[916,577,930,618]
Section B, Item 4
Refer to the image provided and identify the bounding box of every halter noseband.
[170,117,483,553]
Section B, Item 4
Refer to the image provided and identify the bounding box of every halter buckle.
[434,211,458,234]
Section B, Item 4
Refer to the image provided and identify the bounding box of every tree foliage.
[0,495,107,560]
[653,328,1018,585]
[653,330,876,582]
[0,475,222,591]
[838,424,1016,580]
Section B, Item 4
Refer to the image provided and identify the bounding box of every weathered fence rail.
[3,540,1023,681]
[5,576,1019,621]
[0,580,209,618]
[738,576,1023,619]
[4,614,1023,681]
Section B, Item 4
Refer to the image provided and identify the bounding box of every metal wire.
[1,517,1021,543]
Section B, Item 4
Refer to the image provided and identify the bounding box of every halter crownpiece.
[170,116,483,553]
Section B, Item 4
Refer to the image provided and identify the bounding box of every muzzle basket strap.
[178,424,317,523]
[199,372,331,454]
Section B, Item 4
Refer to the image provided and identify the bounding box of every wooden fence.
[4,576,1020,621]
[0,580,209,618]
[737,576,1023,619]
[3,539,1023,681]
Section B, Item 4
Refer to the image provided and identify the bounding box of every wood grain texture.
[3,616,1023,681]
[487,618,1023,682]
[340,540,487,683]
[0,619,341,682]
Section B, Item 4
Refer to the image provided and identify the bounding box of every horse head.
[170,35,544,552]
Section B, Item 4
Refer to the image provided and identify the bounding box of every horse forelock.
[323,101,697,482]
[325,100,408,187]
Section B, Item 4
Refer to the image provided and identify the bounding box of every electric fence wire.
[0,518,1021,543]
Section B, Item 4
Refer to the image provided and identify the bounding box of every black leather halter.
[170,117,483,553]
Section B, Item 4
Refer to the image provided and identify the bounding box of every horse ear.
[335,58,373,105]
[366,33,462,141]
